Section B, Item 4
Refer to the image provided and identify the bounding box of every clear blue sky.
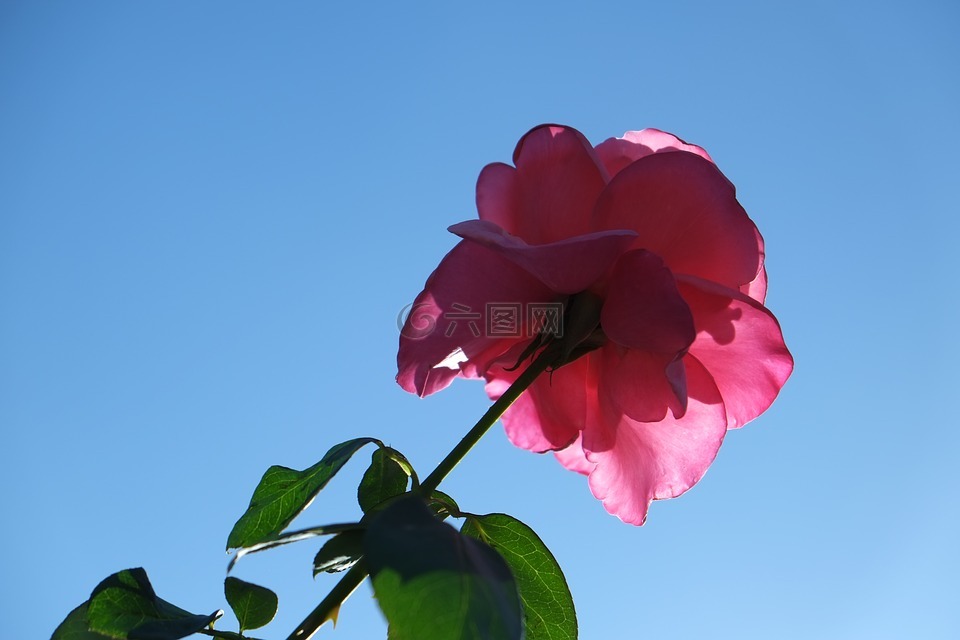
[2,2,958,638]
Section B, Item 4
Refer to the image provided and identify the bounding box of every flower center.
[507,291,608,373]
[554,291,606,367]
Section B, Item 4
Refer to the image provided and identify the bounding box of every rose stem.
[286,346,557,640]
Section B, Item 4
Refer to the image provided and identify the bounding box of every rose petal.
[740,264,768,304]
[678,275,794,429]
[582,356,727,525]
[598,345,687,422]
[593,151,761,290]
[740,225,767,303]
[477,124,609,245]
[594,128,715,177]
[449,219,637,294]
[601,249,695,355]
[665,358,688,413]
[487,352,595,453]
[397,240,555,396]
[475,162,519,233]
[554,433,595,476]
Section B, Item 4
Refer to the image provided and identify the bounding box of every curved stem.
[285,347,557,640]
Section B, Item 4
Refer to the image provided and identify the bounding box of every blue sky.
[2,2,958,638]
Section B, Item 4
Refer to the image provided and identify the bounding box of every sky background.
[2,2,958,639]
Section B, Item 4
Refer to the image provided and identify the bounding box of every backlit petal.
[601,249,695,355]
[740,225,768,303]
[449,219,636,294]
[397,240,555,396]
[477,124,608,245]
[740,264,768,304]
[678,275,793,429]
[582,357,727,525]
[476,162,520,234]
[594,128,715,177]
[593,152,761,289]
[598,345,687,423]
[486,352,594,453]
[555,433,595,476]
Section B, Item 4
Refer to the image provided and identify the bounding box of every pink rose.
[398,125,793,524]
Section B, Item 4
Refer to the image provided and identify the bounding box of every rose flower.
[398,125,793,524]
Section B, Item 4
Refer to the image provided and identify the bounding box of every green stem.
[419,348,555,493]
[287,560,368,640]
[285,347,557,640]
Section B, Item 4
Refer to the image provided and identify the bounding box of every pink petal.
[486,352,595,453]
[449,219,637,294]
[601,249,695,355]
[554,433,595,476]
[740,225,767,303]
[582,356,727,525]
[475,162,520,233]
[594,128,715,177]
[678,275,793,429]
[598,345,687,423]
[740,264,768,304]
[476,124,609,245]
[397,240,556,397]
[593,151,761,290]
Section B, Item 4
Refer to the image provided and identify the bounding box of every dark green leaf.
[204,632,250,640]
[358,448,410,513]
[382,447,417,483]
[85,568,221,640]
[223,577,277,632]
[204,629,268,640]
[228,523,362,572]
[52,603,113,640]
[313,529,365,575]
[462,514,577,640]
[364,495,522,640]
[227,437,379,550]
[425,489,460,517]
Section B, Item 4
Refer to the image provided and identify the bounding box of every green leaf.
[204,632,249,640]
[364,495,522,640]
[358,448,410,513]
[84,568,221,639]
[228,523,363,572]
[386,449,417,483]
[425,489,460,517]
[227,437,379,550]
[313,529,366,575]
[462,514,577,640]
[52,603,113,639]
[204,630,268,640]
[223,577,278,632]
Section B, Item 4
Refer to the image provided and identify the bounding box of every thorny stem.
[285,346,560,640]
[287,560,370,640]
